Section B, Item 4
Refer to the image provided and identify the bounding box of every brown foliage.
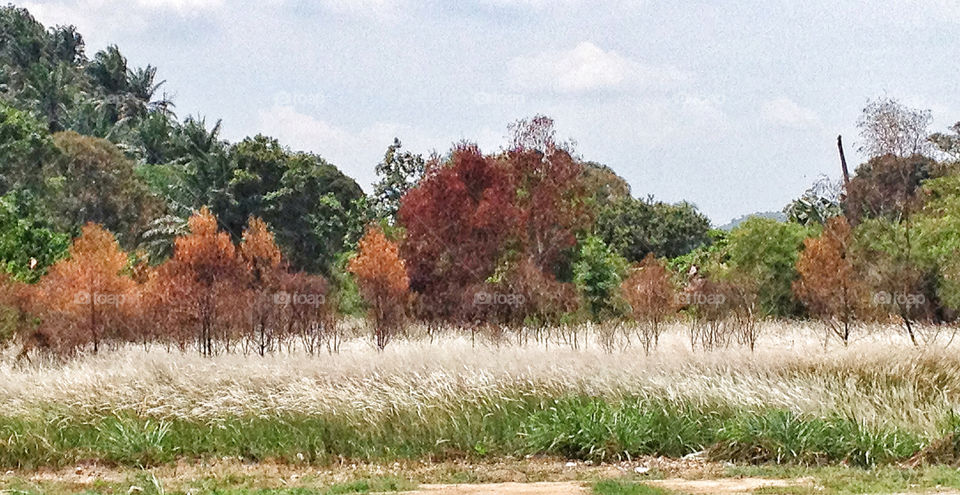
[17,208,337,358]
[0,274,33,348]
[680,276,760,351]
[150,208,247,356]
[348,226,410,350]
[398,117,590,325]
[502,116,590,273]
[844,155,934,224]
[621,254,676,353]
[29,223,135,354]
[463,258,579,345]
[794,217,870,344]
[273,271,334,354]
[239,217,284,356]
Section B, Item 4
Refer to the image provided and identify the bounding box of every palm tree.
[21,60,75,131]
[126,65,174,118]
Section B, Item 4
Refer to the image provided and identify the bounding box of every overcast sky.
[19,0,960,224]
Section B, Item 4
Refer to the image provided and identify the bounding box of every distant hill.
[718,211,787,231]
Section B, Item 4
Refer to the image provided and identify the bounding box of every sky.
[18,0,960,225]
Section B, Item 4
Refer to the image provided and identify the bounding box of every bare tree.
[857,97,932,158]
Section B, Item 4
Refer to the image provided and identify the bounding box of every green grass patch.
[0,395,956,469]
[593,479,674,495]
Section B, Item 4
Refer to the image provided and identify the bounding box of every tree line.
[3,6,960,356]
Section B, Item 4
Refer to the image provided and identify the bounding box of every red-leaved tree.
[399,143,518,320]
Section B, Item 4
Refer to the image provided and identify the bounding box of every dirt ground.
[13,455,724,485]
[393,477,803,494]
[7,457,960,494]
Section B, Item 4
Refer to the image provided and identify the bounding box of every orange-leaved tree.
[239,216,284,355]
[793,216,869,344]
[0,273,34,351]
[348,225,409,350]
[621,253,677,354]
[153,207,247,356]
[31,223,135,355]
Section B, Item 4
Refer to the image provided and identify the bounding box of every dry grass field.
[4,322,960,494]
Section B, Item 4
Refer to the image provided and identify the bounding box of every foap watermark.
[676,292,726,306]
[273,91,326,109]
[473,91,527,107]
[872,291,925,309]
[73,291,126,307]
[273,291,326,307]
[473,291,525,307]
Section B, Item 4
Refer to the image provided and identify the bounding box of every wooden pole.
[837,135,850,186]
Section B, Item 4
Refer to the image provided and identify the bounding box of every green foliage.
[0,192,69,282]
[597,196,711,263]
[574,236,628,320]
[726,218,811,317]
[263,152,364,274]
[48,131,164,247]
[372,138,424,223]
[329,250,366,317]
[784,176,842,227]
[913,172,960,311]
[0,103,57,195]
[669,229,728,284]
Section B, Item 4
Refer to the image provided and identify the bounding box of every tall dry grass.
[2,322,958,435]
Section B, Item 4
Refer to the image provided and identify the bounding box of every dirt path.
[392,478,804,495]
[394,481,588,494]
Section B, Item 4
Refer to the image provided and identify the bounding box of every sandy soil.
[391,477,805,494]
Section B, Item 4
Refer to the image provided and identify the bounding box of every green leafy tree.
[907,172,960,314]
[726,217,811,317]
[20,61,77,132]
[372,138,424,223]
[262,150,363,274]
[48,131,165,247]
[0,192,69,282]
[0,6,48,77]
[597,196,711,262]
[573,235,628,320]
[224,134,288,235]
[853,217,932,345]
[0,103,57,195]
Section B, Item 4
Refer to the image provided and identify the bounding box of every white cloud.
[478,0,583,9]
[761,97,821,129]
[23,0,224,48]
[315,0,405,18]
[135,0,223,12]
[24,0,222,20]
[680,94,728,130]
[508,41,688,94]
